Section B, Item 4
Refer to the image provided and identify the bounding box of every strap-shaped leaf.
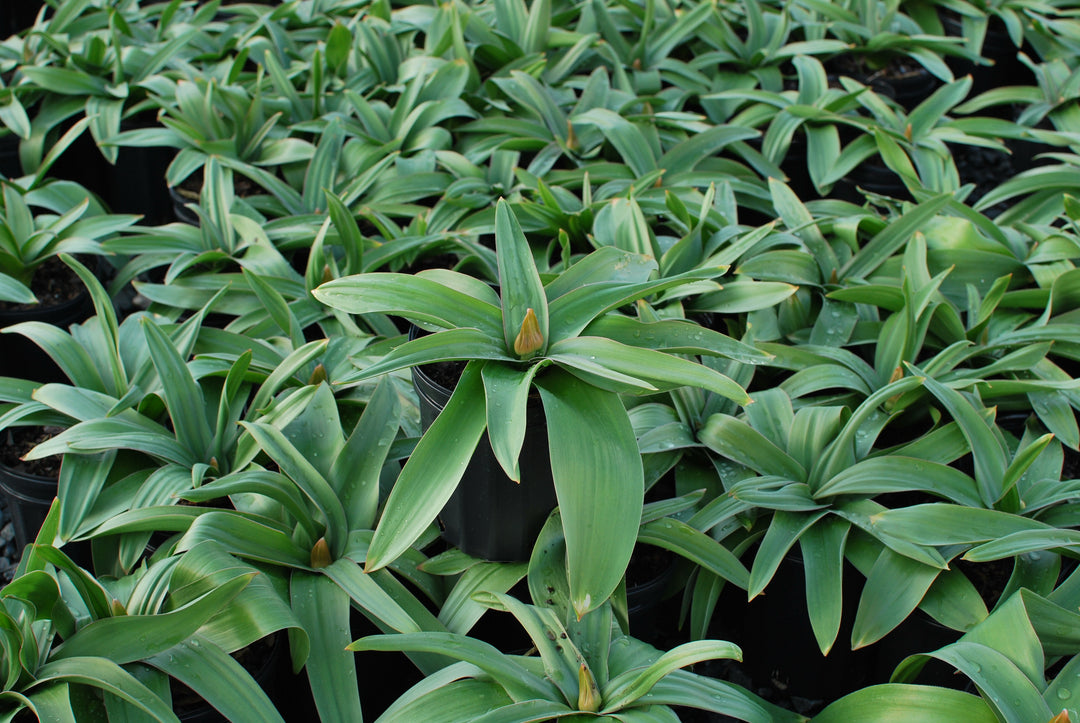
[816,457,982,507]
[964,529,1080,562]
[918,372,1009,508]
[551,336,750,403]
[638,518,749,589]
[496,199,548,358]
[839,194,953,281]
[332,376,402,531]
[851,549,940,650]
[699,414,805,481]
[147,635,285,723]
[601,639,742,712]
[242,421,349,557]
[176,511,310,568]
[51,574,253,663]
[800,517,849,655]
[377,674,514,722]
[31,657,182,723]
[291,573,362,723]
[482,361,541,482]
[748,510,828,599]
[142,319,211,462]
[314,272,503,338]
[322,559,422,635]
[870,504,1050,547]
[472,591,581,706]
[544,247,657,302]
[546,268,715,344]
[366,361,488,573]
[338,328,512,385]
[538,371,642,618]
[349,632,560,702]
[4,321,106,391]
[27,417,196,468]
[571,109,657,177]
[810,683,997,722]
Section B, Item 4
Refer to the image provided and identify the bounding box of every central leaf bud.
[513,307,544,357]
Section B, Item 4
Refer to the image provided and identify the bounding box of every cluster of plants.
[1,0,1080,720]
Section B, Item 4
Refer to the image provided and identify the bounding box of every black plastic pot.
[1,1,42,37]
[173,632,300,722]
[169,185,202,226]
[0,277,94,383]
[710,551,965,706]
[941,13,1033,102]
[834,157,912,205]
[626,546,678,641]
[409,332,558,562]
[0,461,57,552]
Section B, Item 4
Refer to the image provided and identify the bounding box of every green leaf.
[177,511,310,568]
[496,198,548,358]
[333,377,402,532]
[376,674,514,722]
[241,420,349,554]
[0,275,35,304]
[538,371,643,618]
[366,362,488,573]
[600,640,742,712]
[322,559,423,634]
[800,517,849,655]
[473,591,581,704]
[314,273,503,338]
[911,641,1053,723]
[349,632,560,702]
[917,373,1009,508]
[869,504,1049,547]
[340,328,513,384]
[50,574,254,663]
[637,518,749,589]
[659,125,760,178]
[548,337,751,404]
[291,573,362,723]
[811,684,996,722]
[30,658,181,723]
[439,564,528,636]
[141,319,211,462]
[699,415,806,481]
[482,361,541,482]
[768,177,838,277]
[816,457,982,507]
[851,549,939,649]
[146,635,285,723]
[571,109,657,177]
[840,194,953,281]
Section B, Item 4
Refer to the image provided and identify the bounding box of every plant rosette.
[314,198,757,618]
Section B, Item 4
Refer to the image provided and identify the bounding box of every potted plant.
[0,172,138,382]
[314,198,754,618]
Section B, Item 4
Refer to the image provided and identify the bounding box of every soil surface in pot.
[0,256,87,312]
[0,426,62,478]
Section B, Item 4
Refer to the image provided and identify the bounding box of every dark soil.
[0,426,63,478]
[626,543,674,590]
[419,358,467,390]
[951,143,1016,215]
[0,256,87,311]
